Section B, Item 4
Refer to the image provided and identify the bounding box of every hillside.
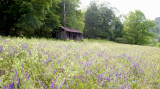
[0,36,160,89]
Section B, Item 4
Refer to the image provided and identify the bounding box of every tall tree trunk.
[64,0,66,27]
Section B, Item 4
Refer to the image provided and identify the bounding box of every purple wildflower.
[60,85,62,88]
[25,72,28,76]
[55,76,58,83]
[119,74,122,78]
[0,78,1,82]
[45,86,47,89]
[121,84,126,89]
[105,63,107,68]
[51,82,54,89]
[51,63,53,67]
[78,75,81,78]
[5,41,7,44]
[65,63,68,65]
[71,80,73,85]
[66,83,68,88]
[128,84,130,89]
[96,67,99,71]
[62,79,66,85]
[62,68,65,74]
[134,80,137,83]
[92,69,95,76]
[76,83,78,86]
[88,70,91,75]
[116,72,118,77]
[42,82,45,88]
[54,69,57,74]
[15,69,18,76]
[37,78,39,82]
[51,78,53,83]
[9,82,15,88]
[28,51,32,56]
[47,57,52,63]
[108,77,111,83]
[27,74,30,80]
[1,70,4,75]
[3,85,7,89]
[17,78,21,89]
[98,76,100,83]
[7,67,9,73]
[0,46,2,52]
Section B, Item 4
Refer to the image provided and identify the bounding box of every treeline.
[84,1,157,45]
[0,0,84,38]
[0,0,160,45]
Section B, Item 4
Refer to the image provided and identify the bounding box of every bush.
[115,38,128,44]
[148,39,158,46]
[156,43,160,47]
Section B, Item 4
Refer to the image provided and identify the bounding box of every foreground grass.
[0,36,160,89]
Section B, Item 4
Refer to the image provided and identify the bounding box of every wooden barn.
[56,27,83,41]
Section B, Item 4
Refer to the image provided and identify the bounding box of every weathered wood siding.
[56,27,83,41]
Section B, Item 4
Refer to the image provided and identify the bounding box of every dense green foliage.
[84,1,123,40]
[123,10,155,45]
[0,0,84,38]
[0,0,59,37]
[0,36,160,88]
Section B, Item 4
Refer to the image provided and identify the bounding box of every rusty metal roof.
[62,27,82,33]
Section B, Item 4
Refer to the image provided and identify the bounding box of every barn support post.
[81,34,83,41]
[77,33,78,41]
[64,30,66,40]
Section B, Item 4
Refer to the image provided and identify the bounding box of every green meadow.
[0,36,160,89]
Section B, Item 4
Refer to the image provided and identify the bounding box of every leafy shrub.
[156,43,160,47]
[148,38,158,46]
[115,38,128,44]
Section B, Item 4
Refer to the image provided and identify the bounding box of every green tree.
[84,2,101,38]
[84,1,116,40]
[153,17,160,42]
[0,0,20,36]
[0,0,61,37]
[57,0,85,32]
[123,10,155,45]
[154,17,160,33]
[37,0,61,38]
[112,17,124,39]
[17,0,60,37]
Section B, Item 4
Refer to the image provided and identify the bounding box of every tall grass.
[0,36,160,89]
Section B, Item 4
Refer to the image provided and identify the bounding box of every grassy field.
[0,36,160,89]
